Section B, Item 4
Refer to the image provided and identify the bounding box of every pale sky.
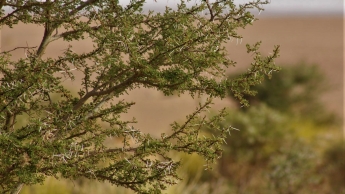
[4,0,344,16]
[260,0,343,16]
[136,0,343,16]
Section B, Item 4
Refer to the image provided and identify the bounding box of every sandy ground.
[1,16,343,132]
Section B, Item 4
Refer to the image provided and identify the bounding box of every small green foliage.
[0,0,279,193]
[229,42,280,106]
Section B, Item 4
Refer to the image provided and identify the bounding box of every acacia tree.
[0,0,279,193]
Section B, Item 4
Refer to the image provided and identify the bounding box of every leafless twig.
[0,46,37,54]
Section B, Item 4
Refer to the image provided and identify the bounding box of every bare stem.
[11,183,23,194]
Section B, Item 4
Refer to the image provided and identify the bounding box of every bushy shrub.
[212,104,321,194]
[192,63,343,193]
[228,62,336,124]
[319,140,345,194]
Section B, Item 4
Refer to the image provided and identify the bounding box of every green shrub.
[228,62,336,124]
[197,63,343,193]
[319,140,345,194]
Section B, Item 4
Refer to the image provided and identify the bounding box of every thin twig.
[0,46,37,54]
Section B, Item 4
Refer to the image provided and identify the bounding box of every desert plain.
[1,16,343,133]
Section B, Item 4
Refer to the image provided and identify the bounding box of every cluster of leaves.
[0,0,279,193]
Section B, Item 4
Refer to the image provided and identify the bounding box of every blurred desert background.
[1,2,344,193]
[1,16,343,132]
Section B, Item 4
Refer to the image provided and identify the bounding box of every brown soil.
[1,16,343,132]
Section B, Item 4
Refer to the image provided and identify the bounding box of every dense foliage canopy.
[0,0,279,193]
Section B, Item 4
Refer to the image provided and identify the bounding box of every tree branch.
[51,26,101,42]
[3,111,16,132]
[10,183,23,194]
[36,1,54,58]
[69,0,99,15]
[0,46,37,54]
[205,0,215,21]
